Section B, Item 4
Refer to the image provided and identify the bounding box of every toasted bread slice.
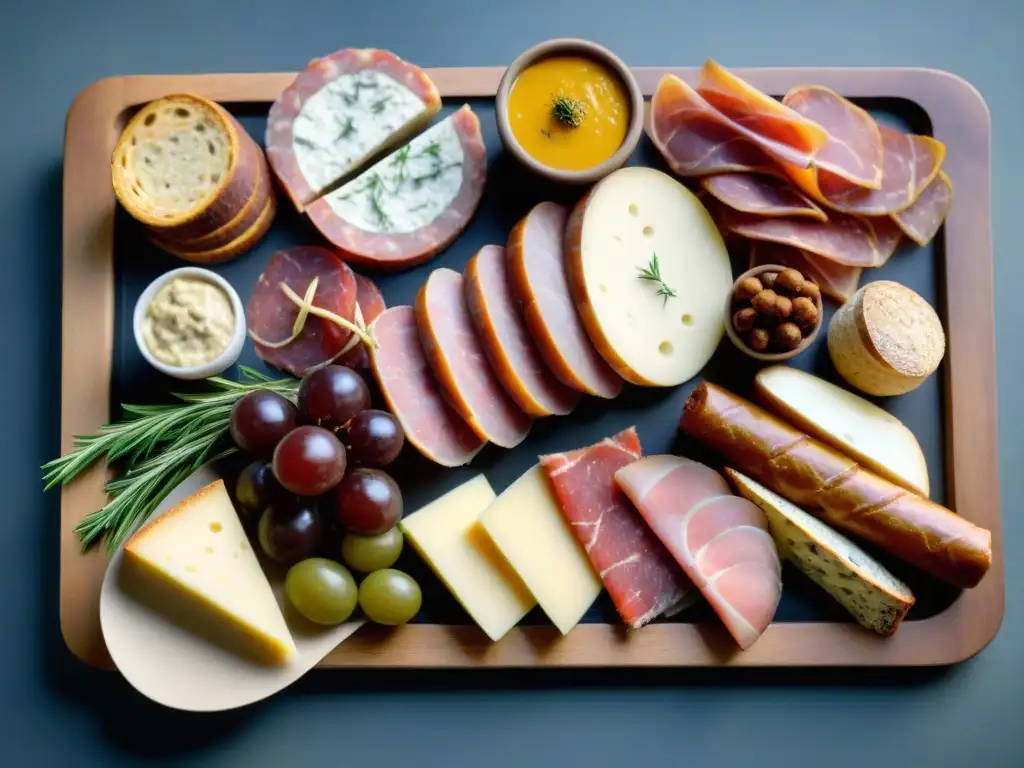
[726,468,915,636]
[151,194,275,264]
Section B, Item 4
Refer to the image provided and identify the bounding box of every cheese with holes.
[124,479,296,664]
[479,466,601,635]
[399,475,535,641]
[565,167,733,386]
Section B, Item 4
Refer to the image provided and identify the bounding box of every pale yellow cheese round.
[567,167,732,387]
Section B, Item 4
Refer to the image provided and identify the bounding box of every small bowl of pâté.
[724,264,823,362]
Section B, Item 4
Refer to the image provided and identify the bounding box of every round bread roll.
[827,280,945,396]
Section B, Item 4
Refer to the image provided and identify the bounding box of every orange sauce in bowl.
[507,56,630,171]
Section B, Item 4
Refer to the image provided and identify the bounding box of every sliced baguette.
[725,468,915,636]
[152,194,276,264]
[112,95,262,240]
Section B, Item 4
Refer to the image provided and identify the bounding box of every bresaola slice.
[701,173,826,221]
[615,456,782,650]
[247,247,358,376]
[337,274,388,372]
[464,245,579,418]
[507,202,623,399]
[305,106,487,271]
[891,170,954,246]
[266,48,441,210]
[416,268,532,449]
[369,306,484,467]
[540,428,693,629]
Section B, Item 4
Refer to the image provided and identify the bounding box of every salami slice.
[506,202,623,399]
[416,268,532,449]
[701,173,826,221]
[464,245,579,418]
[369,306,485,467]
[305,106,488,271]
[337,274,388,372]
[247,246,358,376]
[891,171,953,247]
[266,48,441,210]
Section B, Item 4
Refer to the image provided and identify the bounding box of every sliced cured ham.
[540,428,693,629]
[891,170,954,246]
[305,106,488,271]
[647,75,778,177]
[728,210,903,268]
[697,60,829,170]
[247,247,359,376]
[464,245,579,418]
[369,306,484,467]
[266,48,441,210]
[814,126,945,216]
[701,173,826,221]
[780,85,883,191]
[337,274,387,371]
[615,455,782,650]
[507,202,623,399]
[749,242,862,303]
[416,268,532,449]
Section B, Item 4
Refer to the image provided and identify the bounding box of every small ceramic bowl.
[724,264,824,362]
[133,267,246,380]
[495,38,644,185]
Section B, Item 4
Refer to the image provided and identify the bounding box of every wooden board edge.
[58,66,1002,670]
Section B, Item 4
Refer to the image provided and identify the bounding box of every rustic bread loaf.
[112,95,264,245]
[726,469,915,636]
[827,280,945,396]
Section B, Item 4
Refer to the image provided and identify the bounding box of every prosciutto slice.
[647,75,781,177]
[369,306,485,467]
[815,126,946,216]
[728,210,903,268]
[615,455,782,650]
[749,242,862,303]
[247,247,358,376]
[540,429,694,629]
[697,60,829,170]
[891,170,954,246]
[701,173,826,221]
[781,85,883,191]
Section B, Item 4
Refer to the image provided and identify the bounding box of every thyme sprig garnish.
[42,367,300,554]
[637,253,677,306]
[551,95,586,128]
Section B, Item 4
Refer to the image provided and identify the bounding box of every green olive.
[358,569,422,625]
[341,528,404,572]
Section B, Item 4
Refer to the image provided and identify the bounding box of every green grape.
[285,558,358,625]
[358,569,422,625]
[341,528,404,573]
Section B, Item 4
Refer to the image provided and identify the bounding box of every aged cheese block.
[726,469,915,636]
[123,479,297,664]
[399,475,535,641]
[754,365,930,497]
[827,280,945,396]
[478,465,601,635]
[565,166,733,387]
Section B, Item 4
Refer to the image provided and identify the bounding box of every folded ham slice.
[891,170,954,246]
[615,455,782,650]
[749,242,862,303]
[701,173,826,221]
[697,60,829,170]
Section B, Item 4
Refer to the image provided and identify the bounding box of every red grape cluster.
[228,366,421,626]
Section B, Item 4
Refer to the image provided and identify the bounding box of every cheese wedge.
[565,166,733,387]
[726,469,915,636]
[754,365,930,496]
[124,479,296,664]
[399,475,535,641]
[479,465,601,635]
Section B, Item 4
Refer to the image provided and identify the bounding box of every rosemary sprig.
[42,366,299,554]
[637,253,678,306]
[551,95,586,128]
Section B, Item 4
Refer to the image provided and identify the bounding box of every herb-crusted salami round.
[247,246,359,376]
[304,105,488,271]
[266,48,441,211]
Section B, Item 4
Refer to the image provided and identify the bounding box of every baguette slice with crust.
[726,468,915,636]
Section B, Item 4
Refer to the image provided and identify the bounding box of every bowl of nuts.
[724,264,823,361]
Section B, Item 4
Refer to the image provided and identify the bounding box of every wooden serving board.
[61,66,1003,669]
